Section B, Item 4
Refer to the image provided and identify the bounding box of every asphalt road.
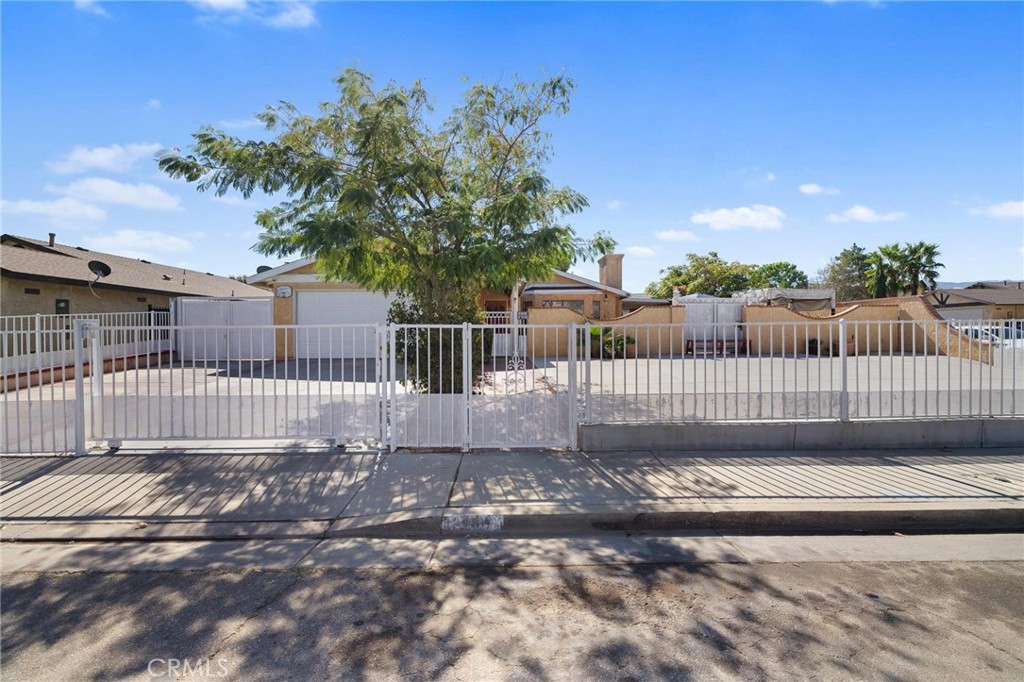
[2,547,1022,681]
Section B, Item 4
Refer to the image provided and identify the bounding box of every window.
[592,301,601,319]
[137,297,147,303]
[541,300,584,313]
[55,299,70,314]
[24,288,40,295]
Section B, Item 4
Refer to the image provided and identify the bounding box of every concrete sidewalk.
[1,447,1022,542]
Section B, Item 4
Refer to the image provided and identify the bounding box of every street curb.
[437,503,1024,537]
[5,503,1021,542]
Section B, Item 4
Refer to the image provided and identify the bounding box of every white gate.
[174,297,273,361]
[387,324,579,450]
[85,322,385,448]
[681,301,743,339]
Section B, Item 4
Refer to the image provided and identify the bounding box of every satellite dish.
[256,265,272,274]
[88,260,112,278]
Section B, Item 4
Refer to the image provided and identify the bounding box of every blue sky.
[2,0,1022,294]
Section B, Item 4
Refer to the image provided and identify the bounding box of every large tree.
[814,243,870,302]
[645,252,754,298]
[749,261,809,289]
[902,241,944,294]
[159,69,596,324]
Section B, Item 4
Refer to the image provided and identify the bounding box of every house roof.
[247,257,316,284]
[247,259,631,297]
[929,288,1024,306]
[1,234,270,298]
[550,270,629,297]
[965,280,1024,290]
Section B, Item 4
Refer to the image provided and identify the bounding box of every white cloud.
[219,118,262,130]
[190,0,249,11]
[606,200,624,211]
[799,183,840,195]
[970,201,1024,220]
[192,1,317,29]
[82,230,193,261]
[654,229,700,242]
[765,172,777,182]
[826,205,907,224]
[264,1,316,28]
[146,98,162,110]
[47,178,181,211]
[691,204,785,231]
[624,246,656,257]
[74,1,107,16]
[46,142,162,174]
[0,197,106,224]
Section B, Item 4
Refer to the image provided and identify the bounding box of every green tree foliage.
[159,68,598,326]
[903,241,944,294]
[644,252,754,298]
[749,261,809,289]
[590,230,619,257]
[824,241,943,300]
[814,244,870,302]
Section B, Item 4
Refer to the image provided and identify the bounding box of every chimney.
[48,232,56,247]
[598,253,624,290]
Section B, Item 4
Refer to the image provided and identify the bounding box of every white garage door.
[295,291,393,358]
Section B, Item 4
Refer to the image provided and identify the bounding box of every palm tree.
[877,243,907,296]
[865,251,889,299]
[904,241,944,293]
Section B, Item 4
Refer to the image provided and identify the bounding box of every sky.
[2,0,1022,295]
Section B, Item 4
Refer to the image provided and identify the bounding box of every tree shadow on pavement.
[2,547,1022,681]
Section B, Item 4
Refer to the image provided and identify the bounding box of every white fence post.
[839,318,849,422]
[73,320,91,455]
[568,323,578,449]
[462,322,471,452]
[376,324,387,447]
[389,325,398,453]
[34,313,43,376]
[583,323,592,424]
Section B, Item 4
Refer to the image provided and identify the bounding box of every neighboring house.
[247,253,633,330]
[965,280,1024,290]
[1,233,269,316]
[926,287,1024,321]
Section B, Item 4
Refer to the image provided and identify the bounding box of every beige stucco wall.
[743,305,902,355]
[742,299,991,362]
[524,306,688,357]
[1,277,171,316]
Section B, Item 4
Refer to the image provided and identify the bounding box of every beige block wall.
[743,305,902,355]
[1,277,171,316]
[524,306,687,357]
[600,306,687,356]
[897,297,991,364]
[742,299,992,362]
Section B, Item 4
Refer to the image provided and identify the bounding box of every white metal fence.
[2,317,1021,455]
[586,319,1022,423]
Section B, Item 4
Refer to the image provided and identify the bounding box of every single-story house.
[1,233,269,316]
[965,280,1024,290]
[927,287,1024,321]
[247,253,633,330]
